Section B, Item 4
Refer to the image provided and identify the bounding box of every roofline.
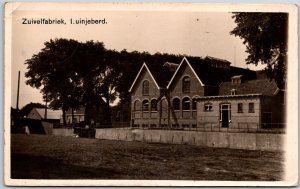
[205,56,231,63]
[204,84,219,87]
[166,57,205,89]
[273,88,280,95]
[129,63,145,92]
[164,62,178,66]
[35,108,61,111]
[198,94,263,99]
[129,62,160,92]
[65,113,84,115]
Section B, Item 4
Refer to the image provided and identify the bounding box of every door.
[220,104,230,128]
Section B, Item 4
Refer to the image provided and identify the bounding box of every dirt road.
[11,134,284,180]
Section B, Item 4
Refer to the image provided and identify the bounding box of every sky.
[9,3,265,109]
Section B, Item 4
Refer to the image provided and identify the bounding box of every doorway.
[220,104,230,128]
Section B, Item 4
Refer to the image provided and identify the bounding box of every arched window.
[182,97,191,110]
[142,99,149,111]
[182,76,190,93]
[142,80,149,95]
[192,98,198,110]
[134,100,141,111]
[172,98,180,110]
[151,99,157,111]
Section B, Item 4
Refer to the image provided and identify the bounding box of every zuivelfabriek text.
[22,18,66,25]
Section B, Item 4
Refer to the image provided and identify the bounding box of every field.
[11,134,284,180]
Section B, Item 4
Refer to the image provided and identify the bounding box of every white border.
[4,3,298,186]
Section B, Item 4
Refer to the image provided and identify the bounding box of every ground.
[11,134,284,180]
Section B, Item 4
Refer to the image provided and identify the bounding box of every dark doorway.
[220,104,230,128]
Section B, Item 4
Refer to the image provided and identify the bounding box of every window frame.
[237,103,243,113]
[231,89,237,95]
[142,80,149,96]
[182,97,191,111]
[134,100,141,112]
[150,99,158,112]
[204,103,213,112]
[192,98,198,111]
[249,102,255,113]
[172,98,180,111]
[142,99,149,112]
[182,76,191,93]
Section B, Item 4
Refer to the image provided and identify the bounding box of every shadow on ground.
[11,153,121,179]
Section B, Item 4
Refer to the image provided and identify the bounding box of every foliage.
[19,102,46,118]
[25,39,84,125]
[25,38,204,126]
[230,13,288,89]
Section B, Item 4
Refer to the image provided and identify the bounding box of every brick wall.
[197,96,261,130]
[131,68,160,127]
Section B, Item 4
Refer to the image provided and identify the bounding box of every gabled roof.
[189,60,228,86]
[189,61,257,86]
[129,63,160,92]
[130,57,258,93]
[167,57,257,88]
[199,94,262,99]
[35,108,62,120]
[219,79,278,96]
[146,62,175,88]
[129,62,175,92]
[167,57,205,89]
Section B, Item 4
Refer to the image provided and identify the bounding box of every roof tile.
[219,79,278,96]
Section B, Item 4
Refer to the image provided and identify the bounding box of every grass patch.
[11,134,284,180]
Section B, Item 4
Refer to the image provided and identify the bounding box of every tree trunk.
[62,105,66,127]
[104,99,112,127]
[84,103,91,124]
[71,107,74,127]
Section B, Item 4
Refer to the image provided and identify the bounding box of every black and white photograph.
[4,3,298,186]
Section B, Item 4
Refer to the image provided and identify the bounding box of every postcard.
[4,3,298,186]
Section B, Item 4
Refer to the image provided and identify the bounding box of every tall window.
[182,76,190,93]
[182,97,190,110]
[249,103,254,113]
[142,99,149,111]
[238,103,243,113]
[134,100,141,111]
[192,98,198,110]
[204,103,213,111]
[172,98,180,110]
[151,99,157,111]
[142,80,149,95]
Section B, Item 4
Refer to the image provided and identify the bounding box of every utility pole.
[234,46,236,67]
[44,93,48,119]
[16,71,20,111]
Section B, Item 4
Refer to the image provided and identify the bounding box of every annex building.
[129,57,285,130]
